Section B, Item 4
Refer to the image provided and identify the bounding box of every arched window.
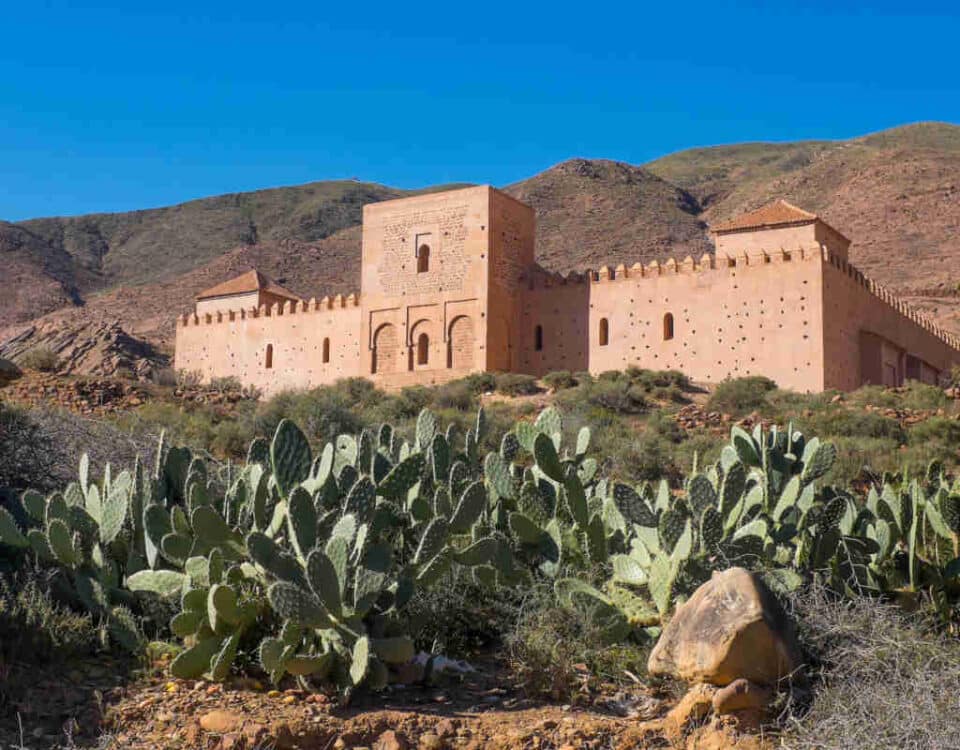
[417,244,430,273]
[663,313,675,341]
[599,318,609,346]
[417,332,429,365]
[322,337,330,364]
[265,344,274,369]
[534,325,543,352]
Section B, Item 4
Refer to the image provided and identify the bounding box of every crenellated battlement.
[524,245,821,291]
[178,292,361,328]
[823,252,960,350]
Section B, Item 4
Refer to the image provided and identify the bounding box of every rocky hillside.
[3,122,959,377]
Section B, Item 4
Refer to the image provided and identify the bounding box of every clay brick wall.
[518,250,827,393]
[715,221,850,262]
[359,186,492,389]
[487,190,536,372]
[175,297,362,395]
[175,190,960,397]
[820,254,960,390]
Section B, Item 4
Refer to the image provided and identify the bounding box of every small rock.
[200,710,244,734]
[375,730,409,750]
[419,733,443,750]
[664,683,717,733]
[712,678,773,714]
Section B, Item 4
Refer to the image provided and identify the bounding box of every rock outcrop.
[0,320,167,381]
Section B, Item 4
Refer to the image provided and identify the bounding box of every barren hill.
[3,122,959,377]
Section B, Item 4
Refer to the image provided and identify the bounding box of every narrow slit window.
[599,318,609,346]
[417,333,429,365]
[417,245,430,273]
[663,313,675,341]
[322,337,330,364]
[534,325,543,352]
[265,343,274,369]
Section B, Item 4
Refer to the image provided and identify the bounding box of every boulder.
[647,567,801,687]
[0,358,21,386]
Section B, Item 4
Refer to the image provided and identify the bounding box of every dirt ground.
[1,652,773,750]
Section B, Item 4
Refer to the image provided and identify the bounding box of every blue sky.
[2,1,958,220]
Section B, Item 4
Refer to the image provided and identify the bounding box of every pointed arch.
[372,323,400,374]
[447,315,475,370]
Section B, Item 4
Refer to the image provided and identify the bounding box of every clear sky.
[2,1,958,221]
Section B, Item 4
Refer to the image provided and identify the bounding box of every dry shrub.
[782,585,960,750]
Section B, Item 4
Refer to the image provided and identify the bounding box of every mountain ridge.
[3,122,959,376]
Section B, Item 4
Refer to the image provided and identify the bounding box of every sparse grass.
[506,587,652,701]
[782,585,960,750]
[0,568,100,666]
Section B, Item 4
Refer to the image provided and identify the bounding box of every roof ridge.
[711,199,819,233]
[197,267,302,301]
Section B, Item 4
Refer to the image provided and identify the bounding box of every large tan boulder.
[0,358,21,387]
[647,567,801,687]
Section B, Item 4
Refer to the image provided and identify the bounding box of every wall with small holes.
[518,249,827,392]
[175,300,362,395]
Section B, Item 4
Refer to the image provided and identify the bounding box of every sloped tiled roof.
[196,269,302,301]
[711,200,819,233]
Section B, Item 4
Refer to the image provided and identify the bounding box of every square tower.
[359,185,535,386]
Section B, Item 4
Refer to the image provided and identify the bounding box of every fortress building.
[175,186,960,395]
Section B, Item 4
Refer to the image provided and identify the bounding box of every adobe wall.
[487,189,536,372]
[714,222,849,262]
[196,292,261,318]
[820,255,960,390]
[174,296,362,395]
[358,186,493,390]
[518,249,827,393]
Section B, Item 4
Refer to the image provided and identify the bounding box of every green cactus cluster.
[7,398,960,693]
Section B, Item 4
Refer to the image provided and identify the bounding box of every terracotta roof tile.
[196,269,301,301]
[711,200,818,233]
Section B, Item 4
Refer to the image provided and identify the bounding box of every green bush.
[802,408,906,442]
[494,372,540,396]
[706,375,778,416]
[17,346,60,372]
[542,370,578,391]
[908,416,960,446]
[579,379,649,415]
[506,589,651,700]
[460,372,497,394]
[0,569,99,665]
[432,381,477,411]
[899,381,950,411]
[209,376,243,394]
